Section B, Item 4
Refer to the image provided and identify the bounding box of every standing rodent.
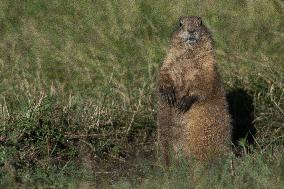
[157,16,232,164]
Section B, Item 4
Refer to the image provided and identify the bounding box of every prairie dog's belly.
[171,100,231,156]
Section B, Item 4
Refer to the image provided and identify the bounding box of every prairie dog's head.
[170,16,212,50]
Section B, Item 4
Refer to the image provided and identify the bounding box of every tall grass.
[0,0,283,188]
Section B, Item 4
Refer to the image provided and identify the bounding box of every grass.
[0,0,283,188]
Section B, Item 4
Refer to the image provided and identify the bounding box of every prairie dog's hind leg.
[157,103,173,166]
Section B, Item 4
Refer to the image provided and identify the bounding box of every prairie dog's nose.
[187,29,195,33]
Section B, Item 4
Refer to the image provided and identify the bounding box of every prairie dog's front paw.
[176,95,198,113]
[159,85,176,106]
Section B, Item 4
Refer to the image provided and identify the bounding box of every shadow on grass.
[226,88,256,155]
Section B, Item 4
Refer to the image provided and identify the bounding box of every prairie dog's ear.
[179,16,188,26]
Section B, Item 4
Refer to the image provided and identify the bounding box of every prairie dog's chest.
[182,68,199,82]
[174,64,200,89]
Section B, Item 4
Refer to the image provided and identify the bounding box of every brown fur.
[157,16,232,164]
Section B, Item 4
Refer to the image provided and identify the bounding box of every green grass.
[0,0,283,188]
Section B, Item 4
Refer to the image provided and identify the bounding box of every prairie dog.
[157,16,232,163]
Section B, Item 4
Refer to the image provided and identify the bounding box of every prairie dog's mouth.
[185,36,198,44]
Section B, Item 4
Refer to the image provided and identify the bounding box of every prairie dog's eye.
[179,22,183,27]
